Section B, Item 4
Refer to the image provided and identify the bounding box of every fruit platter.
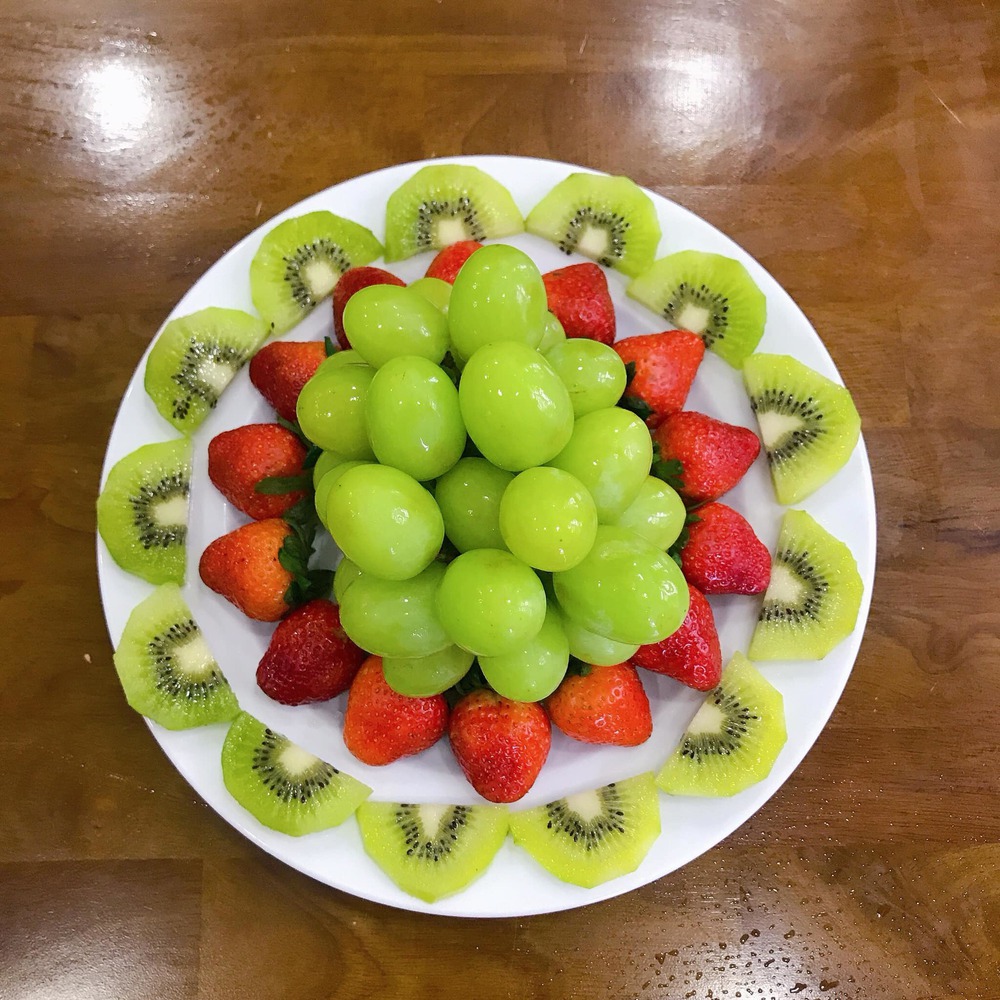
[96,155,875,917]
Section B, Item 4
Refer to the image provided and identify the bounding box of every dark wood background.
[2,1,998,997]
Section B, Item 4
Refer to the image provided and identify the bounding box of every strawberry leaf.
[623,360,637,387]
[324,336,336,357]
[444,662,485,707]
[302,443,322,470]
[256,473,313,495]
[618,393,654,422]
[650,441,686,493]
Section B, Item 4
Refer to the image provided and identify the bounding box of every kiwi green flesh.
[250,211,383,334]
[509,773,660,888]
[627,250,766,367]
[357,801,509,902]
[144,308,265,433]
[97,438,192,585]
[222,712,371,836]
[525,173,661,278]
[384,164,524,262]
[749,508,863,661]
[744,353,861,505]
[656,653,786,797]
[113,583,239,729]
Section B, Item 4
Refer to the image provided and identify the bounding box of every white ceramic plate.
[97,155,876,918]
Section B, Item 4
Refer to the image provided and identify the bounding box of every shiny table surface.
[2,1,998,997]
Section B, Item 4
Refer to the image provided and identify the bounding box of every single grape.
[479,604,569,702]
[343,284,449,367]
[545,339,627,417]
[338,562,450,658]
[612,476,687,550]
[311,448,346,489]
[547,406,652,521]
[538,312,567,353]
[435,549,546,656]
[448,244,547,358]
[382,644,475,697]
[553,525,689,644]
[499,467,597,571]
[333,557,363,602]
[459,341,574,471]
[434,457,513,552]
[296,364,376,459]
[558,606,640,666]
[409,276,452,314]
[315,460,369,530]
[325,463,444,581]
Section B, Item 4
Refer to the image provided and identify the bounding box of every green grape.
[559,607,640,666]
[296,364,376,459]
[366,355,466,481]
[448,244,547,358]
[312,448,346,489]
[315,460,369,530]
[499,467,597,572]
[435,549,546,656]
[538,312,567,354]
[612,476,687,550]
[553,525,689,644]
[343,284,449,367]
[382,644,474,697]
[548,407,652,521]
[324,463,444,581]
[409,276,452,314]
[338,562,450,658]
[545,339,627,417]
[479,604,569,702]
[315,349,367,378]
[333,557,363,602]
[434,457,513,552]
[458,341,574,471]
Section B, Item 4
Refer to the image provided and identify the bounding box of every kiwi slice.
[383,164,523,262]
[113,583,239,729]
[525,173,661,277]
[144,308,266,433]
[749,509,863,661]
[250,211,383,334]
[627,250,766,367]
[222,712,371,836]
[357,801,508,902]
[743,353,861,505]
[509,773,660,888]
[97,438,191,585]
[656,653,786,797]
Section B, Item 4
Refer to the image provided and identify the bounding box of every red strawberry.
[342,656,448,766]
[614,331,705,426]
[654,411,761,504]
[546,662,652,746]
[632,584,722,691]
[198,518,298,621]
[208,423,308,520]
[256,599,365,704]
[332,266,405,349]
[448,690,550,803]
[680,502,770,595]
[542,263,616,345]
[248,341,327,423]
[425,240,483,284]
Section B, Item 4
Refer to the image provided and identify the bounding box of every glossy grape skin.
[547,407,653,521]
[324,463,444,581]
[315,349,367,378]
[478,604,569,702]
[382,644,474,697]
[409,277,452,314]
[448,244,547,358]
[315,460,369,531]
[333,557,363,602]
[434,457,513,552]
[538,312,567,354]
[311,448,346,489]
[366,355,466,482]
[545,339,628,417]
[342,284,449,367]
[558,608,640,667]
[435,549,546,656]
[612,476,688,550]
[499,467,597,572]
[338,562,450,658]
[458,342,574,471]
[553,525,689,644]
[296,364,376,459]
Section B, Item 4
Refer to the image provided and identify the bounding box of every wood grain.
[2,0,999,997]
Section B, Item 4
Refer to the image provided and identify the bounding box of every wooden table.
[2,1,997,997]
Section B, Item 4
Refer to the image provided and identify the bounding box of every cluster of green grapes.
[295,245,691,701]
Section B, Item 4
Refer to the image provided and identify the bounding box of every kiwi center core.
[756,410,803,450]
[562,789,604,822]
[152,493,187,528]
[171,340,250,420]
[302,259,340,300]
[284,239,351,308]
[687,700,726,736]
[673,302,711,335]
[172,631,216,680]
[278,744,323,776]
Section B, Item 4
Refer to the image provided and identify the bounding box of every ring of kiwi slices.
[96,156,875,917]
